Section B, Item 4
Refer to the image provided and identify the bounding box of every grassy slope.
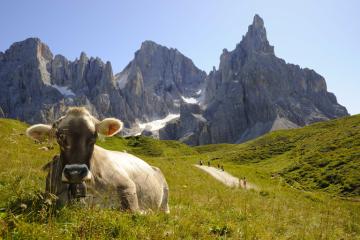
[0,117,359,239]
[197,114,360,197]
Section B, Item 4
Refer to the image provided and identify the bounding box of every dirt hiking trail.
[195,165,257,190]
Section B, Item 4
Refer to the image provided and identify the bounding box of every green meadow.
[0,115,359,239]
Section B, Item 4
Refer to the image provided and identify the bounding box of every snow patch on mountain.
[51,84,75,97]
[135,114,180,135]
[181,96,199,104]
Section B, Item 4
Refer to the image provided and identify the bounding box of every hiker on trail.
[208,161,210,167]
[217,164,220,169]
[199,160,203,166]
[243,177,247,189]
[221,165,224,171]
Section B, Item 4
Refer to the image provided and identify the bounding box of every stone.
[162,14,348,144]
[116,40,206,121]
[0,16,349,145]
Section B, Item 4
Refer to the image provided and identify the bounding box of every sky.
[0,0,359,114]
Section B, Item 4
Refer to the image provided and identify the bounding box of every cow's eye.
[57,132,67,144]
[59,133,66,141]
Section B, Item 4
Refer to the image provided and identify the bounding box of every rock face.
[160,103,210,145]
[0,38,140,125]
[0,106,4,118]
[160,14,348,144]
[0,38,63,123]
[116,41,206,120]
[0,15,348,144]
[0,38,205,127]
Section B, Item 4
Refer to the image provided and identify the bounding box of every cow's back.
[90,146,167,211]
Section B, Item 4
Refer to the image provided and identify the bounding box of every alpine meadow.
[0,114,359,239]
[1,1,359,239]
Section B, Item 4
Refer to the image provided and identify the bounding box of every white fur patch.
[84,170,93,181]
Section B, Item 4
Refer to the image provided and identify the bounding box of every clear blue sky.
[1,0,359,114]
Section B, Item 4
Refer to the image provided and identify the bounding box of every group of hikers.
[199,160,224,171]
[241,177,247,189]
[199,160,247,189]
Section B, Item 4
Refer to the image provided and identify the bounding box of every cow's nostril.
[62,164,90,183]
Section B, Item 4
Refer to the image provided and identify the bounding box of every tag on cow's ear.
[96,118,123,137]
[26,124,53,141]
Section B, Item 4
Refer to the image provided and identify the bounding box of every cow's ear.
[96,118,123,137]
[26,124,53,141]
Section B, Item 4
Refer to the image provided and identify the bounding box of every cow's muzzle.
[62,164,92,184]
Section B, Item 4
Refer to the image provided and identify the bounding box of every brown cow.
[26,107,169,213]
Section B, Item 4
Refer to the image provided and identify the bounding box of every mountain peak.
[139,40,181,54]
[252,14,264,29]
[240,14,274,54]
[140,40,164,51]
[9,38,46,52]
[6,37,53,61]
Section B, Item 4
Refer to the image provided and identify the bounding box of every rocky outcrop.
[0,38,206,127]
[160,103,210,145]
[0,38,138,125]
[0,38,63,123]
[161,14,348,144]
[116,41,206,120]
[0,15,348,144]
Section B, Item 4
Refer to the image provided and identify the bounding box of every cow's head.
[26,107,123,184]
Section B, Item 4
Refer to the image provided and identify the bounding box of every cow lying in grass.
[26,107,169,213]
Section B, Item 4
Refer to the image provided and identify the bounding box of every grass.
[198,114,360,197]
[0,116,359,239]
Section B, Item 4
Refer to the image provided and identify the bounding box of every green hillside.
[197,114,360,197]
[0,116,359,239]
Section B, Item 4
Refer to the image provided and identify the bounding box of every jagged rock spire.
[240,14,274,54]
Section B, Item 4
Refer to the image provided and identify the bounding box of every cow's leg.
[117,182,140,212]
[160,184,170,214]
[152,166,170,213]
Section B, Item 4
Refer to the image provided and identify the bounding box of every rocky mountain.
[160,14,348,144]
[116,41,206,123]
[0,14,348,144]
[0,38,205,129]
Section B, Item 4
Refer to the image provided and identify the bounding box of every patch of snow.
[51,84,75,97]
[135,114,180,135]
[192,113,207,122]
[196,89,202,95]
[181,96,199,104]
[173,99,181,107]
[197,92,206,106]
